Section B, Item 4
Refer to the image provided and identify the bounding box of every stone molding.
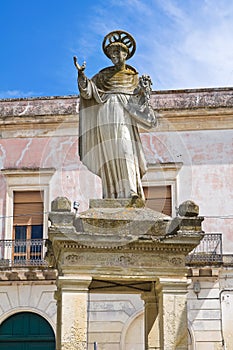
[57,275,92,292]
[0,268,57,281]
[151,87,233,110]
[47,198,204,279]
[1,87,233,116]
[0,95,78,117]
[47,197,204,350]
[157,277,189,294]
[0,283,57,333]
[0,87,233,133]
[1,167,55,179]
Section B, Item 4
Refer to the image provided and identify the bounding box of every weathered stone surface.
[63,251,186,269]
[178,200,199,217]
[57,276,91,350]
[166,200,204,237]
[51,197,71,212]
[89,198,145,208]
[24,271,39,280]
[5,272,20,280]
[0,96,78,117]
[49,212,74,226]
[47,198,204,251]
[79,203,170,237]
[151,87,233,110]
[48,198,172,248]
[47,197,204,270]
[166,215,204,236]
[1,88,233,119]
[0,268,56,281]
[48,196,204,350]
[43,269,57,280]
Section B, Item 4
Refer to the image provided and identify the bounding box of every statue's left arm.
[127,75,157,128]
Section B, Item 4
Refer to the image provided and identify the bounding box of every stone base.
[48,197,205,350]
[77,198,171,238]
[89,197,145,208]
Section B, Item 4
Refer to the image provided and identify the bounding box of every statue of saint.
[74,30,157,199]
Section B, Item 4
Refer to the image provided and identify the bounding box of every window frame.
[12,190,44,263]
[142,163,182,217]
[2,168,55,242]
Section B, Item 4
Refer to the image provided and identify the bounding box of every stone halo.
[102,30,136,60]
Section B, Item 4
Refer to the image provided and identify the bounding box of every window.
[144,185,172,216]
[142,163,182,217]
[13,191,44,263]
[1,168,55,265]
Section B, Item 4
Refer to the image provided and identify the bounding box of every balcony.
[0,239,48,267]
[186,233,223,266]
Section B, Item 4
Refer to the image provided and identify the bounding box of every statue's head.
[102,30,136,61]
[106,43,129,66]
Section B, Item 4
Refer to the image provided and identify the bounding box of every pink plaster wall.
[0,127,232,252]
[142,129,233,252]
[0,136,102,223]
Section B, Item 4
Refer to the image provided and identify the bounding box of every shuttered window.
[13,191,43,226]
[13,191,44,262]
[143,185,172,216]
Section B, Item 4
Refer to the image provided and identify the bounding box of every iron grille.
[186,233,223,265]
[0,239,48,267]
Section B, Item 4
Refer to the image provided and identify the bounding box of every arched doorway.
[0,312,55,350]
[122,311,144,350]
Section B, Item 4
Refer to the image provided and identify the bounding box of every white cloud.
[0,90,42,99]
[149,0,233,88]
[72,0,233,90]
[156,0,190,27]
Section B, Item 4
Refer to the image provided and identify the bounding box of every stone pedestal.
[47,197,204,350]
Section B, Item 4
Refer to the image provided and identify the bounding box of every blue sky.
[1,0,233,99]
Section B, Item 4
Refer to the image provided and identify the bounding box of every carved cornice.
[0,87,233,133]
[47,228,202,277]
[1,167,55,177]
[1,87,233,116]
[151,87,233,110]
[0,95,78,117]
[0,268,57,282]
[51,238,198,253]
[47,198,204,274]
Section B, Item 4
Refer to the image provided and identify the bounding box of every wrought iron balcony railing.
[0,239,48,267]
[186,233,223,265]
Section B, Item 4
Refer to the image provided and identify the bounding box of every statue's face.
[109,46,128,66]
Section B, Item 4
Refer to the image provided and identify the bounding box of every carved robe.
[78,65,155,199]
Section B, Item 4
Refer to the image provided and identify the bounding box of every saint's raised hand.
[73,56,86,72]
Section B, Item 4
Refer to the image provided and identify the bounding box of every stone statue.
[74,30,157,199]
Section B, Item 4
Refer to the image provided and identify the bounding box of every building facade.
[0,87,232,349]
